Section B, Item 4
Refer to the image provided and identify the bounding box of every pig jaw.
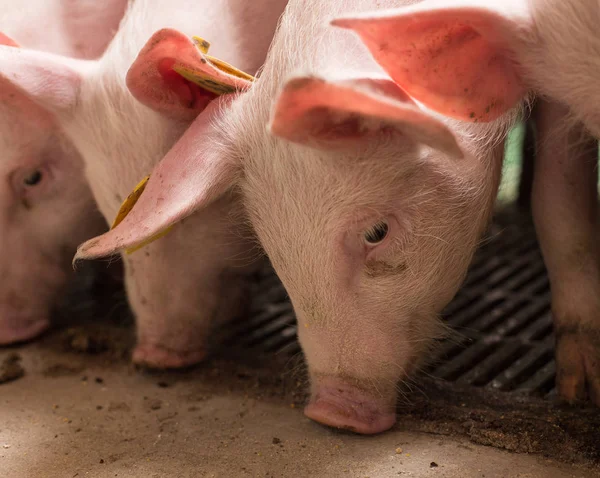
[0,105,106,345]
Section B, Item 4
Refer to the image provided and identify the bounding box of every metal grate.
[221,206,558,398]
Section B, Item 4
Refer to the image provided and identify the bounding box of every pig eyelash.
[363,220,389,246]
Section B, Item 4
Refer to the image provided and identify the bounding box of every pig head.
[0,0,129,59]
[75,0,516,433]
[0,0,289,368]
[0,19,123,344]
[331,0,600,406]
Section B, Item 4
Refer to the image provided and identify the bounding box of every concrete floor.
[1,327,598,478]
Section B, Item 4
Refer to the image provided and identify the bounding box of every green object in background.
[496,121,600,205]
[497,122,525,205]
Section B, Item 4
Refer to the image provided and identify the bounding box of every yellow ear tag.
[111,36,253,255]
[110,175,173,255]
[172,36,255,95]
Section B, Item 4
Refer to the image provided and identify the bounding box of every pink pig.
[76,0,523,433]
[327,0,600,405]
[1,0,128,60]
[0,0,128,344]
[0,0,288,367]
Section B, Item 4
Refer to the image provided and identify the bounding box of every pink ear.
[75,95,239,259]
[332,1,529,122]
[0,32,19,47]
[269,76,463,158]
[126,28,253,120]
[0,45,84,116]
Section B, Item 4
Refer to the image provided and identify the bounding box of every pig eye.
[364,221,389,245]
[23,170,43,187]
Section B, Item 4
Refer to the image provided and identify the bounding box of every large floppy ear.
[269,75,463,158]
[75,95,240,259]
[126,28,253,120]
[332,0,531,122]
[0,42,87,116]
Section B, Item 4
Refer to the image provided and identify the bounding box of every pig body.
[0,0,128,59]
[80,0,521,432]
[0,0,127,344]
[0,0,288,366]
[327,0,600,404]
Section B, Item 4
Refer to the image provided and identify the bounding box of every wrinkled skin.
[0,0,127,343]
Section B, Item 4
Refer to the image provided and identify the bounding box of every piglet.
[0,0,288,367]
[1,0,128,60]
[330,0,600,405]
[77,0,521,433]
[0,0,127,344]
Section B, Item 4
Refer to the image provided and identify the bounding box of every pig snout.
[304,377,397,435]
[0,313,50,345]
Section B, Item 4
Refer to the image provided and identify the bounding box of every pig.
[1,0,128,60]
[323,0,600,404]
[74,0,523,433]
[0,0,288,367]
[0,0,128,344]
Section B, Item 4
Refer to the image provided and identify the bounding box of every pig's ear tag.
[110,175,173,255]
[172,36,255,95]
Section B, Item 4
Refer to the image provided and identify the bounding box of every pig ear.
[0,34,51,125]
[0,45,85,116]
[75,95,239,259]
[332,1,530,122]
[0,33,19,47]
[269,76,463,159]
[126,28,253,120]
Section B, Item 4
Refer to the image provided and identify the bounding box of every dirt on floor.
[1,267,599,478]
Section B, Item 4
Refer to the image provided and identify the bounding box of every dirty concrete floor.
[0,263,599,478]
[1,324,598,478]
